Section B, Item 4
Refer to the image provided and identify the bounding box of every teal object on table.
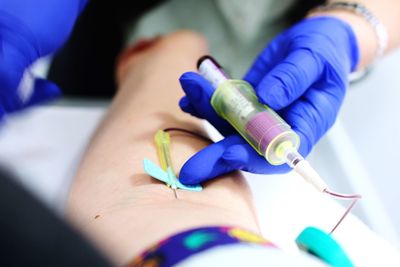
[296,227,353,267]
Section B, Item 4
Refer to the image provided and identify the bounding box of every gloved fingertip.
[179,138,242,184]
[180,71,215,94]
[25,79,62,107]
[179,72,205,89]
[179,96,191,110]
[178,151,212,185]
[179,170,199,185]
[179,71,201,80]
[41,80,62,98]
[179,162,210,185]
[179,75,203,102]
[179,96,200,117]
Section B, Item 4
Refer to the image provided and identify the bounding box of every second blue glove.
[0,0,87,121]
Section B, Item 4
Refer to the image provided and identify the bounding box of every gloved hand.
[178,17,359,184]
[0,0,87,120]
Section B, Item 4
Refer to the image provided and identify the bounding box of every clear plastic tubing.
[197,55,328,192]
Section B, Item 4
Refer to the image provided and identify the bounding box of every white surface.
[341,50,400,235]
[305,49,400,246]
[326,121,399,246]
[0,104,106,211]
[247,171,400,266]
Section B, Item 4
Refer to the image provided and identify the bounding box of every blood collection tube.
[197,55,327,192]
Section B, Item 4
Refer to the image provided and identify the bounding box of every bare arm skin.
[310,0,400,68]
[66,31,260,266]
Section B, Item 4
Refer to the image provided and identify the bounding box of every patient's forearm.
[67,32,259,265]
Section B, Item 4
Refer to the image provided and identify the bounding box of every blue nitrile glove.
[0,0,87,120]
[178,17,359,184]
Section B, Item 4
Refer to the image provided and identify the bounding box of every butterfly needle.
[155,130,178,199]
